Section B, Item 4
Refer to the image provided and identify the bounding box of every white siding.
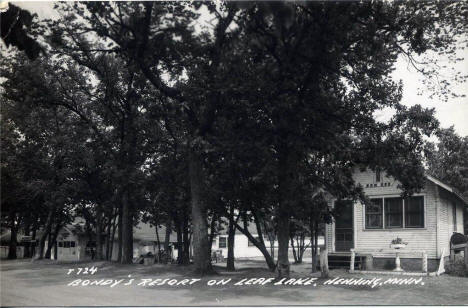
[352,169,438,258]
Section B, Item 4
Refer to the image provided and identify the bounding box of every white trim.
[426,175,467,205]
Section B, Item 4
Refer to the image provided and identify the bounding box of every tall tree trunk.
[164,218,171,256]
[226,214,236,271]
[8,213,18,259]
[121,190,133,264]
[105,214,111,260]
[182,209,190,265]
[96,206,103,260]
[155,223,161,260]
[109,214,117,261]
[290,235,298,263]
[276,147,297,278]
[175,217,183,264]
[37,209,54,259]
[45,222,61,259]
[189,150,213,275]
[117,203,123,263]
[312,221,319,273]
[23,222,31,258]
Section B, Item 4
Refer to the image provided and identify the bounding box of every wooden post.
[450,246,455,262]
[350,249,355,272]
[422,251,428,273]
[320,249,329,278]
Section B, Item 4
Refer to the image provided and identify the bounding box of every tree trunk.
[109,214,117,261]
[121,190,133,264]
[226,216,236,271]
[276,148,297,278]
[312,222,319,273]
[24,222,31,258]
[189,150,213,275]
[8,213,18,259]
[182,209,190,265]
[117,203,123,262]
[155,223,161,260]
[37,209,54,259]
[164,218,171,260]
[235,215,276,271]
[176,219,183,264]
[290,235,298,263]
[45,222,61,259]
[96,206,103,260]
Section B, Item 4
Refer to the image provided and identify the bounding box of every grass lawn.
[1,258,467,306]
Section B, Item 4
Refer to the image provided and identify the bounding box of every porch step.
[327,255,363,269]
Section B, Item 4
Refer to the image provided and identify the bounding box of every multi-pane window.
[218,236,227,248]
[365,198,383,229]
[59,241,76,248]
[385,198,403,228]
[365,196,424,229]
[404,196,425,228]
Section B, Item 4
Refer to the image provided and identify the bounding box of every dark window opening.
[385,197,403,228]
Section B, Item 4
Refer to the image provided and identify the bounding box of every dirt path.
[1,259,467,306]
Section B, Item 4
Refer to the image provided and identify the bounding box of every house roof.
[426,175,468,206]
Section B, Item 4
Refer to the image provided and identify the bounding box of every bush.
[446,254,468,277]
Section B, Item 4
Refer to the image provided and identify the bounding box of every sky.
[9,1,468,137]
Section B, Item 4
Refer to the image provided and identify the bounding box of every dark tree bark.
[45,222,61,259]
[96,206,103,260]
[121,190,133,264]
[37,209,54,259]
[8,213,18,259]
[226,215,236,271]
[189,150,213,275]
[164,218,171,255]
[290,235,298,263]
[276,147,299,278]
[109,213,118,261]
[117,203,123,263]
[182,209,191,265]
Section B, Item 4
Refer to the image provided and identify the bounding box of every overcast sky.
[12,1,468,137]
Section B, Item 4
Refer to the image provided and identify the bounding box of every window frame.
[365,198,384,229]
[363,194,426,230]
[218,236,227,249]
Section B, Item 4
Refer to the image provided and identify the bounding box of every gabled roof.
[426,174,468,206]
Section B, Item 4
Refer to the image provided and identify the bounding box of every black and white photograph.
[1,0,467,306]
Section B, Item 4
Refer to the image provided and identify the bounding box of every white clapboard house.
[325,168,466,271]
